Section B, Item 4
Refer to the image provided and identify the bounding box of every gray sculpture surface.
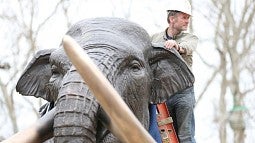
[16,17,194,142]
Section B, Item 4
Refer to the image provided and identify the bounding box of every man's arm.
[178,34,198,55]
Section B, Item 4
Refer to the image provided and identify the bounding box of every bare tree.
[195,0,255,142]
[0,0,69,139]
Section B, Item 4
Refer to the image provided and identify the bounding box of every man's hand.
[164,40,180,51]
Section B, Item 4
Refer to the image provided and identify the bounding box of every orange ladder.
[156,103,179,143]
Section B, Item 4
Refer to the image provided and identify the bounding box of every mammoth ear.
[149,44,195,103]
[16,49,55,101]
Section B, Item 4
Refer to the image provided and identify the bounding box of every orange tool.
[156,103,179,143]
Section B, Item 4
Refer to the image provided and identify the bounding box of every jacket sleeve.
[178,34,198,55]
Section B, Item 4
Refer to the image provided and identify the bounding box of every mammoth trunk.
[54,67,99,142]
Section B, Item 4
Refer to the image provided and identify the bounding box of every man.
[151,0,198,142]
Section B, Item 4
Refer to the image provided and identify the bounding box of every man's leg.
[166,86,196,143]
[149,104,162,143]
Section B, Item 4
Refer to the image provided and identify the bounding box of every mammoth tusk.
[62,35,156,143]
[2,108,55,143]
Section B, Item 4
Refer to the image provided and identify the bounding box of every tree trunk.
[218,55,227,143]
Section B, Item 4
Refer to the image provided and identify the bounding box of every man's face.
[172,12,190,32]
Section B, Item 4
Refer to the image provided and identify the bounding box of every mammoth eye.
[51,65,61,77]
[130,61,142,72]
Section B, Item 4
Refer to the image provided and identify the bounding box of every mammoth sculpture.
[14,17,194,142]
